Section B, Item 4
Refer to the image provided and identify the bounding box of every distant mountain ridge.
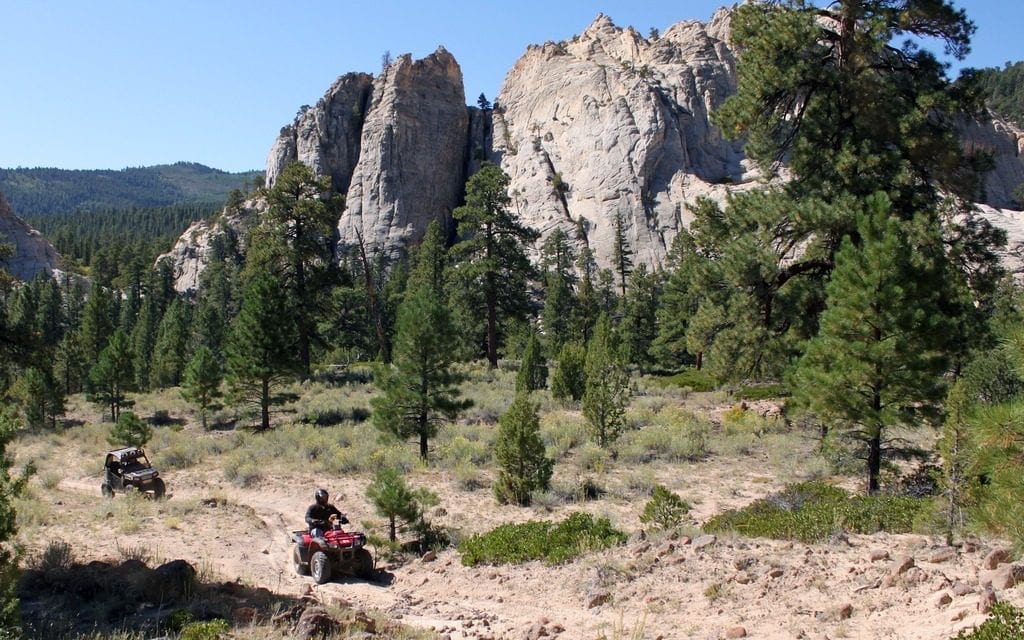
[0,162,262,216]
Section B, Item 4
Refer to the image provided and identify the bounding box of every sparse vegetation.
[458,512,626,566]
[704,481,928,543]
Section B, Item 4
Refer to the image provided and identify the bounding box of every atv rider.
[305,488,347,538]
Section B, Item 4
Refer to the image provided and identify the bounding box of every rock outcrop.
[165,8,1024,292]
[265,73,373,194]
[335,47,468,261]
[492,10,747,269]
[0,192,62,282]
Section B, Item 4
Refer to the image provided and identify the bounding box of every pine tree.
[791,194,950,494]
[582,314,630,448]
[251,161,340,378]
[0,406,28,635]
[366,467,420,542]
[515,331,547,392]
[226,272,297,431]
[181,346,223,430]
[494,392,553,506]
[87,328,136,422]
[570,247,601,345]
[107,411,152,448]
[150,297,191,388]
[131,295,160,391]
[54,331,84,395]
[372,285,470,460]
[451,162,540,367]
[612,209,633,298]
[79,286,116,364]
[620,263,661,370]
[550,342,587,403]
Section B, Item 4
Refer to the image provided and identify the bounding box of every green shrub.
[180,619,230,640]
[640,486,690,530]
[733,383,789,401]
[654,369,718,392]
[704,481,927,543]
[458,512,626,566]
[954,603,1024,639]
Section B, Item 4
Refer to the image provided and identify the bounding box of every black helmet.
[315,488,328,505]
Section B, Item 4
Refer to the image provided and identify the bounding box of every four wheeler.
[101,447,166,499]
[292,517,374,584]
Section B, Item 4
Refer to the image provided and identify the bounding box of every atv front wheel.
[293,544,310,576]
[311,551,331,584]
[353,548,374,580]
[101,483,113,498]
[152,478,166,499]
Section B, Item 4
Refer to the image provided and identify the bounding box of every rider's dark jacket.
[305,502,343,531]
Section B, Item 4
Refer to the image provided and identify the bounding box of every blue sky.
[2,0,1021,173]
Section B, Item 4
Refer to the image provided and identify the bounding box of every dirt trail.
[38,459,1024,640]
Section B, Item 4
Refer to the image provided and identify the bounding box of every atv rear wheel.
[152,478,166,499]
[353,548,374,580]
[293,544,309,576]
[101,483,113,498]
[311,551,331,584]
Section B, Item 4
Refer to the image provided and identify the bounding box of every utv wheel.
[152,478,166,499]
[293,544,309,576]
[101,483,113,498]
[353,548,374,580]
[310,551,331,584]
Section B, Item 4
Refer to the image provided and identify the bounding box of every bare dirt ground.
[14,398,1024,640]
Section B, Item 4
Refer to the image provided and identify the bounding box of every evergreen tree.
[79,286,116,364]
[550,342,587,403]
[791,195,950,494]
[181,346,223,430]
[54,331,84,395]
[36,277,65,349]
[226,272,297,431]
[149,297,191,388]
[451,162,540,367]
[938,380,975,545]
[619,263,661,370]
[87,328,136,422]
[651,230,700,369]
[494,392,553,506]
[612,209,633,298]
[366,467,420,542]
[190,294,227,359]
[570,247,601,344]
[515,331,547,392]
[539,228,576,357]
[582,314,630,448]
[371,285,469,460]
[251,161,340,378]
[131,295,161,391]
[11,366,63,430]
[107,411,152,448]
[0,405,28,636]
[682,0,1003,381]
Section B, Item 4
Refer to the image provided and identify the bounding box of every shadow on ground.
[18,556,393,639]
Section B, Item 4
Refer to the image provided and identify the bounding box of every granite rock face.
[165,7,1024,292]
[265,73,373,194]
[335,47,469,261]
[491,10,747,269]
[0,193,62,282]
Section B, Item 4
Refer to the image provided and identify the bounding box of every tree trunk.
[388,514,397,542]
[261,377,271,431]
[867,430,881,495]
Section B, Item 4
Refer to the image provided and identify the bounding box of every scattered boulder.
[869,549,890,562]
[983,548,1011,570]
[725,626,747,638]
[692,535,717,551]
[928,547,957,564]
[586,590,611,609]
[144,560,196,603]
[295,606,341,640]
[979,563,1024,590]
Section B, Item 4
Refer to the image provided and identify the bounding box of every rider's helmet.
[315,488,328,506]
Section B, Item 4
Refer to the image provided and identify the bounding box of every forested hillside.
[975,60,1024,127]
[0,162,262,216]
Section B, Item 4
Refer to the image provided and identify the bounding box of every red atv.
[291,518,374,584]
